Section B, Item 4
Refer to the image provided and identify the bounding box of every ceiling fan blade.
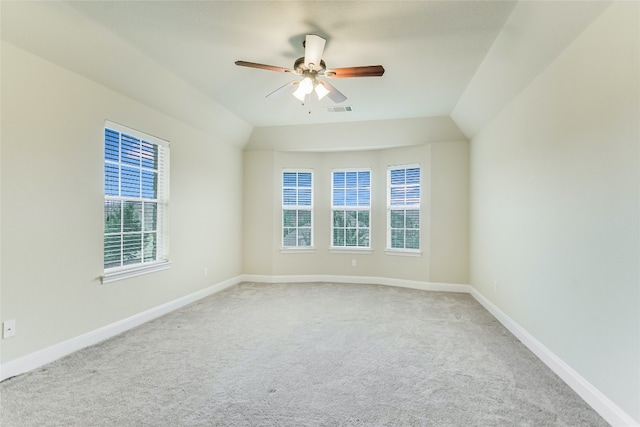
[318,80,347,103]
[325,65,385,78]
[304,35,326,71]
[235,61,293,73]
[266,80,299,99]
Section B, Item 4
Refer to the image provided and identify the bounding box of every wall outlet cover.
[3,319,16,339]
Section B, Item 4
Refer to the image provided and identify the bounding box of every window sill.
[102,261,171,284]
[280,247,316,254]
[329,248,373,254]
[384,249,422,257]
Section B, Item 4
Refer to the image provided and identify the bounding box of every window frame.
[330,168,372,251]
[281,169,314,250]
[102,121,170,284]
[386,164,422,254]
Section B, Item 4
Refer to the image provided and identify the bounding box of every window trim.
[102,121,170,284]
[386,164,422,254]
[101,261,172,284]
[329,248,373,255]
[281,168,314,249]
[330,168,372,249]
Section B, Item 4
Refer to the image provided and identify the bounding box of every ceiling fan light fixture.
[292,86,307,102]
[314,81,330,100]
[299,77,314,94]
[292,77,314,101]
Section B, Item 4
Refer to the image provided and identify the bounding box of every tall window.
[332,169,371,248]
[282,170,313,248]
[387,165,420,251]
[104,121,169,281]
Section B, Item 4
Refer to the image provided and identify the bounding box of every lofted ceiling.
[1,1,518,129]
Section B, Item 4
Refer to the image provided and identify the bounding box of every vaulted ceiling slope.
[452,1,612,138]
[1,1,613,149]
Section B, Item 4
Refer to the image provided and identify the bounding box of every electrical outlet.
[204,268,208,277]
[3,319,16,339]
[351,259,357,267]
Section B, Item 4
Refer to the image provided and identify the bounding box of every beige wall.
[246,116,466,151]
[242,150,275,275]
[243,141,469,284]
[467,2,639,421]
[0,42,246,363]
[430,141,469,284]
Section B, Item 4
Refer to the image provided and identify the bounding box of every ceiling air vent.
[326,106,353,113]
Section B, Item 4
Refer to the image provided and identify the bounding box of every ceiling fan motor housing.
[294,57,326,74]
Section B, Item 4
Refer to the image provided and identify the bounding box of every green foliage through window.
[332,170,371,248]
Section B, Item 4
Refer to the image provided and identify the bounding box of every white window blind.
[387,165,421,251]
[331,169,371,248]
[282,170,313,248]
[103,121,169,282]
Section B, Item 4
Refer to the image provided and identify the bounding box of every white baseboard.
[240,274,471,293]
[0,275,242,382]
[2,274,636,426]
[468,287,638,427]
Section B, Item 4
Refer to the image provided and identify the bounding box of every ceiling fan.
[235,34,385,104]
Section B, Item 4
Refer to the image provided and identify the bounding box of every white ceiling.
[1,1,518,129]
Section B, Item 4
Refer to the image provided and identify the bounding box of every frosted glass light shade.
[315,82,330,100]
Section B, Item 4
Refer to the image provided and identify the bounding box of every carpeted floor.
[1,282,607,426]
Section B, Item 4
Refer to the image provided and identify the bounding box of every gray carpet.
[1,282,607,426]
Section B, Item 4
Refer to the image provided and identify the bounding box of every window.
[282,170,313,248]
[387,165,421,252]
[332,170,371,248]
[103,121,169,282]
